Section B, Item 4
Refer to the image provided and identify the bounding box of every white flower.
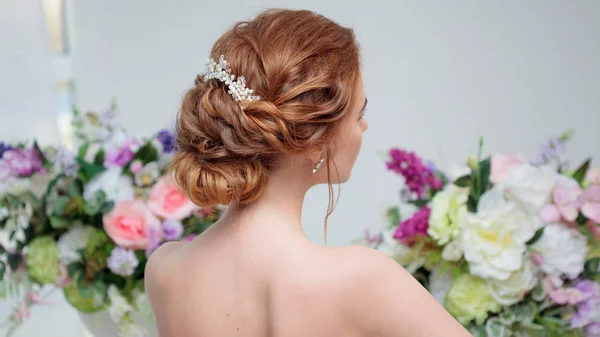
[107,285,133,323]
[461,187,541,280]
[118,314,146,337]
[134,162,160,186]
[428,184,468,245]
[428,267,454,305]
[57,224,96,264]
[0,207,8,220]
[531,223,588,287]
[0,177,31,198]
[83,167,134,204]
[442,238,463,262]
[486,255,540,305]
[497,164,556,215]
[377,230,426,274]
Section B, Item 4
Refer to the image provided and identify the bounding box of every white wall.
[2,0,600,336]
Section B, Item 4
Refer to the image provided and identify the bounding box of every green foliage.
[77,158,105,184]
[526,227,545,246]
[572,159,591,186]
[26,236,60,284]
[454,175,472,188]
[63,271,106,313]
[135,142,159,165]
[386,206,401,227]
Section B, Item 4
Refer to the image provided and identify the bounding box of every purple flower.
[145,227,162,258]
[363,229,383,245]
[386,148,442,198]
[103,139,138,168]
[586,322,600,337]
[393,207,431,246]
[162,218,183,241]
[107,247,139,276]
[156,130,176,153]
[1,148,44,177]
[0,143,12,158]
[572,280,600,329]
[531,134,568,165]
[53,146,78,176]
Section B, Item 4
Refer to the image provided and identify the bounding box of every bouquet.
[0,104,220,336]
[361,131,600,336]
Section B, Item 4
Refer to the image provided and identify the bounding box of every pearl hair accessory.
[204,55,260,104]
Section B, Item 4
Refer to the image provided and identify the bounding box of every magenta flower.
[103,138,139,168]
[1,148,44,177]
[386,148,441,198]
[393,207,431,246]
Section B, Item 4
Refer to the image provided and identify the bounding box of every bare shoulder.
[327,245,471,337]
[144,242,185,297]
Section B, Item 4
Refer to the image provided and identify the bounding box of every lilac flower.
[393,207,431,246]
[104,138,139,168]
[1,148,44,177]
[162,218,183,241]
[107,247,139,276]
[52,146,78,176]
[386,148,442,198]
[363,229,383,245]
[145,227,162,258]
[586,322,600,337]
[572,279,600,329]
[0,143,12,158]
[530,132,571,166]
[156,130,176,153]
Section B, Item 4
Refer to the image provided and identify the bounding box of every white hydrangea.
[461,187,541,280]
[497,163,556,215]
[57,224,96,264]
[531,223,588,287]
[83,166,134,204]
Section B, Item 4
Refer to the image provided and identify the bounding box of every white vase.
[78,310,158,337]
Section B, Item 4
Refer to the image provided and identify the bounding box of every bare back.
[145,222,362,337]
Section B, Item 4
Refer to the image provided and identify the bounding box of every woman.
[145,8,470,337]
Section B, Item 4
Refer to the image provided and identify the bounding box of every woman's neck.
[219,168,311,235]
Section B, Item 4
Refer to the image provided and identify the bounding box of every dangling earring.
[312,158,325,174]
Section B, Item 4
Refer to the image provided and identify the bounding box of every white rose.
[498,164,556,215]
[486,256,540,305]
[83,167,135,204]
[531,223,588,287]
[461,187,541,280]
[442,238,463,262]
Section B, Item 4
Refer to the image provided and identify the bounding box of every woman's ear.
[307,146,325,165]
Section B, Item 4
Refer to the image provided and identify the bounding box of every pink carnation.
[490,154,525,184]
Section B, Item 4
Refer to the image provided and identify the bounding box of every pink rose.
[490,154,525,184]
[586,168,600,186]
[148,176,196,220]
[103,199,161,249]
[580,186,600,224]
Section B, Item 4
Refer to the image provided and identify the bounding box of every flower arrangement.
[0,104,220,336]
[361,131,600,336]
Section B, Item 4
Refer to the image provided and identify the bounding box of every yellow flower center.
[479,229,512,246]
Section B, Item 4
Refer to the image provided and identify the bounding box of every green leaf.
[77,158,106,182]
[67,262,82,279]
[77,143,89,159]
[99,201,115,215]
[584,257,600,278]
[33,141,51,167]
[65,196,84,217]
[407,199,429,208]
[67,180,82,197]
[580,225,597,244]
[0,244,6,254]
[44,173,66,197]
[0,261,5,280]
[52,195,71,216]
[49,216,70,229]
[526,227,545,245]
[83,191,106,216]
[7,253,23,271]
[453,175,472,188]
[135,142,159,164]
[6,194,20,207]
[479,158,491,192]
[386,207,400,226]
[94,149,105,166]
[572,158,591,186]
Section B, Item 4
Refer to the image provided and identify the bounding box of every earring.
[312,158,325,174]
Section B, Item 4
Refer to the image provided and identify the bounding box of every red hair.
[170,8,361,209]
